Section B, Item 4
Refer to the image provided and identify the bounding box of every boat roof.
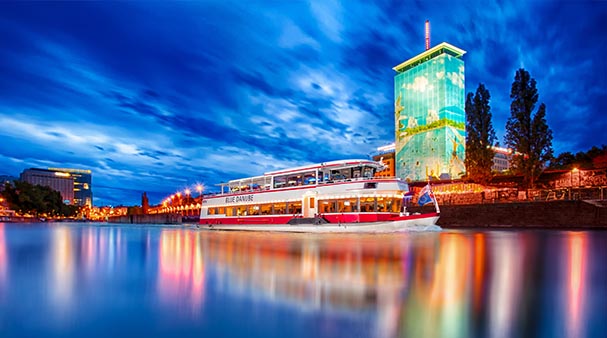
[264,159,383,176]
[219,159,384,185]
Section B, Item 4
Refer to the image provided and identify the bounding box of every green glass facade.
[394,43,466,181]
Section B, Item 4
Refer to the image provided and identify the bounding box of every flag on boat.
[402,190,414,207]
[417,184,435,206]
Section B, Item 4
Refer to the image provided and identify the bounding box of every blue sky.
[1,1,606,206]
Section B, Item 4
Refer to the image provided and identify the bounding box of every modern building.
[393,42,467,181]
[20,168,74,204]
[48,168,93,207]
[372,143,396,178]
[20,168,92,206]
[491,146,513,173]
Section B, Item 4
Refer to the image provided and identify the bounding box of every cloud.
[0,0,605,205]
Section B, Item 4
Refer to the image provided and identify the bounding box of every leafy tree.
[505,68,553,188]
[465,83,496,184]
[1,181,78,217]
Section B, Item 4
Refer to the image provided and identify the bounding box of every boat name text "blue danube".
[225,195,254,203]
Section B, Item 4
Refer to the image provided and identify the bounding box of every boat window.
[287,175,301,186]
[364,182,377,189]
[303,172,316,185]
[249,205,260,215]
[273,202,286,214]
[377,197,389,212]
[318,171,330,183]
[208,208,216,215]
[391,198,401,213]
[236,205,247,216]
[360,197,376,212]
[274,176,287,189]
[363,167,375,178]
[226,207,235,216]
[338,198,358,212]
[260,204,272,215]
[218,207,225,214]
[319,200,337,213]
[330,170,349,181]
[288,201,302,214]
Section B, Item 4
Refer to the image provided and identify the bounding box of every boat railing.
[204,176,402,196]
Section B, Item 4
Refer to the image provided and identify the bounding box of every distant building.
[48,168,93,207]
[372,143,396,178]
[492,147,513,173]
[20,167,92,206]
[393,42,467,181]
[20,168,74,204]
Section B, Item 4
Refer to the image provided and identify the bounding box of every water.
[0,223,605,338]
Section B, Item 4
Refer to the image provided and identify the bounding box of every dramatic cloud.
[1,1,605,205]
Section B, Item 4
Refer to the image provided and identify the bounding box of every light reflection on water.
[0,223,605,337]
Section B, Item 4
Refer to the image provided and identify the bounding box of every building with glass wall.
[48,168,93,207]
[20,168,75,204]
[20,168,92,206]
[393,42,466,181]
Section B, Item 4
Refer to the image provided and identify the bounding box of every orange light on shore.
[185,188,191,196]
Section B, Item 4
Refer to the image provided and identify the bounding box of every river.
[0,222,605,337]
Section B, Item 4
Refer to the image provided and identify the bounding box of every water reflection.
[565,232,588,338]
[49,226,75,314]
[157,229,205,315]
[0,224,6,299]
[0,224,605,337]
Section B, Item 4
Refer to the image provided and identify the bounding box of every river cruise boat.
[199,159,440,232]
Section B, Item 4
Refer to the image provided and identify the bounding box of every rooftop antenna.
[425,20,430,50]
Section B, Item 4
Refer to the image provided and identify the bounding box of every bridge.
[147,186,204,217]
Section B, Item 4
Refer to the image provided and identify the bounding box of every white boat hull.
[197,215,440,233]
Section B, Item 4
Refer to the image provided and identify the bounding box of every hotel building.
[20,168,74,204]
[48,168,93,207]
[393,42,467,181]
[20,168,92,206]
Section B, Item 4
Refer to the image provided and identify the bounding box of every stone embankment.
[432,200,607,229]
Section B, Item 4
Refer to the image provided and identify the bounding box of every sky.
[1,1,606,206]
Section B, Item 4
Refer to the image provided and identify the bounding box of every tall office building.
[393,42,466,181]
[20,168,75,203]
[48,168,93,207]
[20,168,92,206]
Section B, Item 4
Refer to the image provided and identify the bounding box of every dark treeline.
[2,181,78,217]
[548,145,607,170]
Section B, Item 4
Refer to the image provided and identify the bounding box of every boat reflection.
[157,229,206,315]
[3,224,599,337]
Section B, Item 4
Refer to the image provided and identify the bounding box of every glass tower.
[393,42,466,181]
[49,168,93,207]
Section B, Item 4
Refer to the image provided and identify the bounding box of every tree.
[464,83,496,184]
[1,180,78,217]
[505,68,553,188]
